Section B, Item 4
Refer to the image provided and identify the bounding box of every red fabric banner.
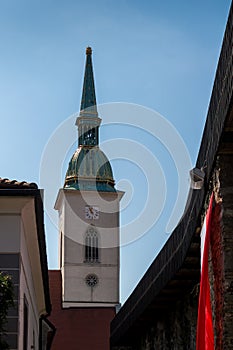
[196,193,214,350]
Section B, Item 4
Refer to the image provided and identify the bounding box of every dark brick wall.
[126,155,233,350]
[217,155,233,349]
[210,198,224,349]
[121,292,198,350]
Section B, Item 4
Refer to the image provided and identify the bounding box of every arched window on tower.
[84,226,99,263]
[82,127,96,146]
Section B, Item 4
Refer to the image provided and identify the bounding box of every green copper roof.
[80,47,98,117]
[64,47,115,192]
[64,146,115,191]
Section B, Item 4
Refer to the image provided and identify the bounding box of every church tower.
[55,47,124,309]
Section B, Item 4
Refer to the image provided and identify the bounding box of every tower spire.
[76,47,101,147]
[80,47,98,117]
[65,47,115,192]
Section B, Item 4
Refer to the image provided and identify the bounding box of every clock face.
[85,206,99,220]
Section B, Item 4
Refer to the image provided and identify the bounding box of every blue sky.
[0,0,231,302]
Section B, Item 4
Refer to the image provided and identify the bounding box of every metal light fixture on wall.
[190,167,205,189]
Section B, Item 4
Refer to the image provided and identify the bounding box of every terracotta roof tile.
[0,178,38,189]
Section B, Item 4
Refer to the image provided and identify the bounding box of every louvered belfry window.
[85,227,99,263]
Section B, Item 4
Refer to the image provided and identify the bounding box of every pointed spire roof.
[80,47,98,117]
[64,47,115,192]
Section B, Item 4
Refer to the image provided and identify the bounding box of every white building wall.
[56,189,123,308]
[18,218,40,350]
[0,194,50,349]
[0,214,20,252]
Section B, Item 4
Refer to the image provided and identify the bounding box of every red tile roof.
[0,178,38,189]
